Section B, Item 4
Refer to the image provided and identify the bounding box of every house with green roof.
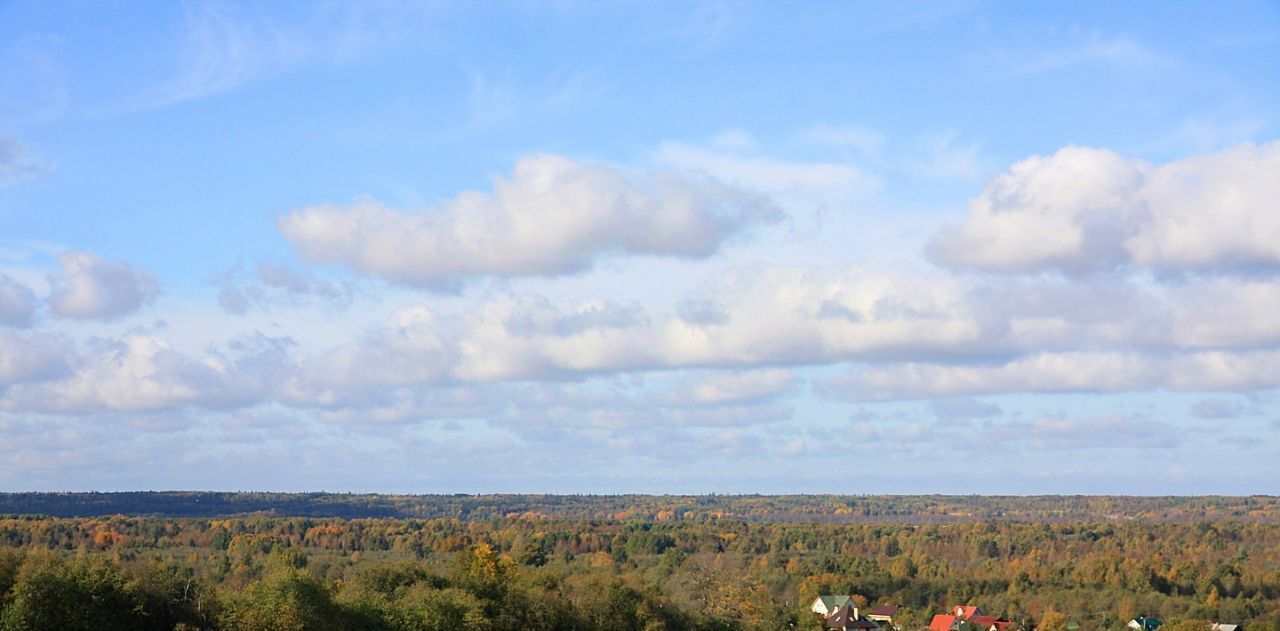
[812,595,855,617]
[1128,617,1161,631]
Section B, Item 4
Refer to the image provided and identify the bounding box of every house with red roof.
[931,614,960,631]
[930,605,1021,631]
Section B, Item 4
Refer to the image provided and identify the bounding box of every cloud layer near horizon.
[2,137,1278,492]
[4,142,1280,413]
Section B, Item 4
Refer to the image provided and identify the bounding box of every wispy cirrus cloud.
[653,139,879,213]
[127,3,296,110]
[976,34,1167,78]
[463,70,607,131]
[126,2,431,111]
[0,41,68,125]
[0,137,51,188]
[798,123,884,156]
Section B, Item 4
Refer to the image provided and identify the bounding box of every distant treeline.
[1,515,1279,630]
[1,492,1278,522]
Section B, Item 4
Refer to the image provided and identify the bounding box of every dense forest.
[1,496,1279,630]
[3,492,1279,522]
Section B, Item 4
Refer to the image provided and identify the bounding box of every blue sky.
[1,0,1278,494]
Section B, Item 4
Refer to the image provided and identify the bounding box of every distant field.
[2,492,1278,522]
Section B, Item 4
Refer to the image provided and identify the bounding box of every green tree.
[0,552,145,631]
[1163,619,1212,631]
[219,567,355,631]
[388,585,490,631]
[0,550,24,609]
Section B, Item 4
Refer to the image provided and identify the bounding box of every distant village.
[808,597,1244,631]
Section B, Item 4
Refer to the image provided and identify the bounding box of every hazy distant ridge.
[2,492,1276,522]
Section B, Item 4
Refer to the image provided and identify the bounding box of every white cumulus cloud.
[1,333,288,415]
[278,154,780,287]
[46,252,160,320]
[929,141,1280,275]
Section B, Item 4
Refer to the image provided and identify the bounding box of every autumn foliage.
[0,496,1279,630]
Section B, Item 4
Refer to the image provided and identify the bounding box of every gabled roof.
[956,606,982,619]
[827,605,856,629]
[932,614,959,631]
[816,595,855,611]
[826,605,880,630]
[1211,625,1238,631]
[971,615,1005,627]
[869,605,900,617]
